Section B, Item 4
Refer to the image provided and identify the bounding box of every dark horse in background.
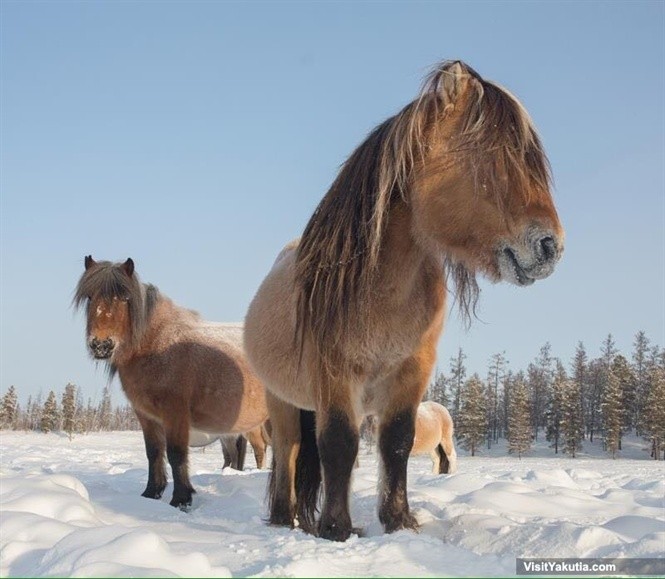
[245,60,564,540]
[75,257,268,508]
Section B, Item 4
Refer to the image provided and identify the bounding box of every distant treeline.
[2,331,664,459]
[423,330,664,460]
[0,383,139,437]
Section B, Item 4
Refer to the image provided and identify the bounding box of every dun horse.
[412,401,457,474]
[245,60,564,541]
[188,424,270,470]
[75,256,268,508]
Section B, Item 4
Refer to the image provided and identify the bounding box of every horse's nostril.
[539,236,557,261]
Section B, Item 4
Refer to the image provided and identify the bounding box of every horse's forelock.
[74,261,155,348]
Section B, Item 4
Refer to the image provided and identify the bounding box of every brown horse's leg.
[246,427,266,469]
[266,392,301,527]
[377,350,434,533]
[136,411,167,500]
[164,416,195,509]
[316,404,359,542]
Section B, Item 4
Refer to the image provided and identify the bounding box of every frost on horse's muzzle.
[498,230,563,287]
[90,337,114,359]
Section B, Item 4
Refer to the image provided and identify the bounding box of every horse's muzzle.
[90,337,115,359]
[498,230,563,287]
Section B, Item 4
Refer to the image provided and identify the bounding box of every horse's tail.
[295,409,321,534]
[435,444,451,474]
[236,435,247,471]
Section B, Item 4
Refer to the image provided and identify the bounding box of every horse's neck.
[373,202,443,307]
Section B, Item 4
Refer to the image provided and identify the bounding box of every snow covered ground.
[1,431,663,577]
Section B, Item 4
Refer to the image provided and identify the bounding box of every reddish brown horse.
[75,256,268,508]
[245,60,564,540]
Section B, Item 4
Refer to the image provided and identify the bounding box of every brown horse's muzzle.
[89,337,115,359]
[498,228,563,287]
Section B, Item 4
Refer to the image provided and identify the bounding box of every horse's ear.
[122,258,135,278]
[441,61,470,104]
[84,255,96,270]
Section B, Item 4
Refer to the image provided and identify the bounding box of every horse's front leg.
[266,391,301,526]
[377,352,434,533]
[317,396,359,542]
[164,414,195,509]
[136,411,167,500]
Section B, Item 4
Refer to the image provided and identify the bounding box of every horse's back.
[196,321,245,350]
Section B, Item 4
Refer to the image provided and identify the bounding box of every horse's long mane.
[294,60,552,375]
[73,260,159,350]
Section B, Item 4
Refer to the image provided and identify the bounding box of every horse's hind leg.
[246,426,267,469]
[164,416,195,509]
[441,436,458,474]
[430,448,441,474]
[137,411,167,500]
[266,392,301,527]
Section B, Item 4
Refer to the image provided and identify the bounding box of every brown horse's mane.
[294,60,552,371]
[73,260,159,354]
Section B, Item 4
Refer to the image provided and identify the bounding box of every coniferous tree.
[601,366,623,458]
[527,343,554,440]
[642,368,665,460]
[448,347,467,422]
[40,391,59,433]
[611,355,637,436]
[508,379,532,458]
[631,331,651,436]
[585,359,604,442]
[456,374,487,457]
[545,361,567,454]
[427,369,449,407]
[61,383,78,440]
[571,342,588,438]
[97,385,112,431]
[486,352,507,446]
[1,386,18,429]
[561,379,584,458]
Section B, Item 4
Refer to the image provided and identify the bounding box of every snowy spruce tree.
[508,379,532,458]
[486,351,507,447]
[560,379,584,458]
[631,331,651,436]
[456,374,487,457]
[97,385,112,431]
[611,355,636,436]
[448,347,467,422]
[40,390,59,433]
[61,383,78,440]
[642,368,665,460]
[545,361,567,454]
[527,343,554,440]
[427,369,449,407]
[601,366,623,458]
[1,386,18,429]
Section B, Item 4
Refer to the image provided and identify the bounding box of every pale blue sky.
[1,1,663,405]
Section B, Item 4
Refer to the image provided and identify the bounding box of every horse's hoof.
[169,491,194,510]
[318,520,353,542]
[383,512,419,534]
[141,487,164,500]
[268,515,295,528]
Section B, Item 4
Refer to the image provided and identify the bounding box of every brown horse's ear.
[84,255,96,270]
[441,61,469,104]
[122,258,135,278]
